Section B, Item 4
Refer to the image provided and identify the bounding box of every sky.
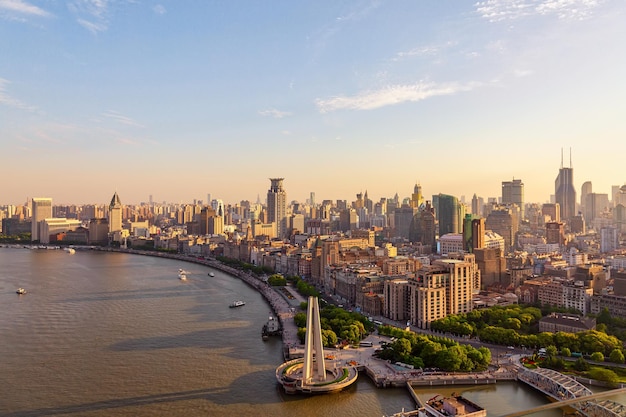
[1,0,625,206]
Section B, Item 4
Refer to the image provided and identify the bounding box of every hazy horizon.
[2,1,625,206]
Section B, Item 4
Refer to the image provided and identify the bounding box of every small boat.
[179,273,187,281]
[16,288,26,295]
[262,313,282,340]
[229,300,245,308]
[208,272,215,277]
[65,248,76,254]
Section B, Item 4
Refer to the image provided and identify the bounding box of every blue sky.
[1,0,625,206]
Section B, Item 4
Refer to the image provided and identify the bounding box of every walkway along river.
[112,249,520,387]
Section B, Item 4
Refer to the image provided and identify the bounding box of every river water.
[0,247,621,416]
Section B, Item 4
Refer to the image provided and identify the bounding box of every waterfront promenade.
[103,250,519,388]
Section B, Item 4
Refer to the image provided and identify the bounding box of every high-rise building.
[486,206,518,252]
[462,214,485,253]
[394,205,416,239]
[409,201,436,250]
[31,197,52,242]
[555,150,576,221]
[435,194,461,235]
[108,192,123,235]
[411,183,423,209]
[584,193,609,226]
[546,221,565,245]
[267,178,287,239]
[580,181,592,214]
[410,254,480,329]
[601,226,619,253]
[471,194,483,217]
[542,203,560,222]
[501,179,524,215]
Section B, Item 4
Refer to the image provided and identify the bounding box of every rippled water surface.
[0,248,414,416]
[4,248,622,417]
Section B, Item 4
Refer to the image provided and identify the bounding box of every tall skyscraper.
[435,194,461,235]
[462,214,485,253]
[267,178,287,239]
[471,194,483,216]
[555,150,576,221]
[580,181,592,214]
[501,179,524,212]
[411,183,423,209]
[108,192,122,235]
[31,197,52,242]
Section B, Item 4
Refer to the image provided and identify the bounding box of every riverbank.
[94,249,522,389]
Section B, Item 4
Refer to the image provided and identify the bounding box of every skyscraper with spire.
[108,192,122,235]
[555,149,577,222]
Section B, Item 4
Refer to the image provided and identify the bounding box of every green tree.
[597,308,612,325]
[588,368,619,386]
[267,274,286,286]
[297,327,306,343]
[321,329,338,347]
[590,351,605,362]
[294,312,306,328]
[435,345,465,372]
[560,347,571,357]
[609,349,625,364]
[504,317,522,331]
[573,357,590,371]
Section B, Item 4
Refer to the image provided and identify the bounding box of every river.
[0,247,621,416]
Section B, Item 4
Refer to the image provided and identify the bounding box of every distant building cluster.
[3,153,626,327]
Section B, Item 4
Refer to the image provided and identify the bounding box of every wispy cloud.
[102,110,144,127]
[69,0,137,33]
[393,41,457,62]
[0,0,51,18]
[68,0,111,33]
[0,77,36,111]
[475,0,603,22]
[315,81,481,113]
[153,4,165,15]
[259,108,292,119]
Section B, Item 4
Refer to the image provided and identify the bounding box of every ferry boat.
[262,313,282,340]
[229,300,245,308]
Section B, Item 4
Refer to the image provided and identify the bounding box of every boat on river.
[208,272,215,277]
[229,300,245,308]
[262,313,282,340]
[16,288,27,295]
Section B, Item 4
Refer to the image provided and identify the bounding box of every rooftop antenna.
[570,147,573,168]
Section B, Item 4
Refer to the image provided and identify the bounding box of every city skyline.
[2,1,625,205]
[1,167,625,208]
